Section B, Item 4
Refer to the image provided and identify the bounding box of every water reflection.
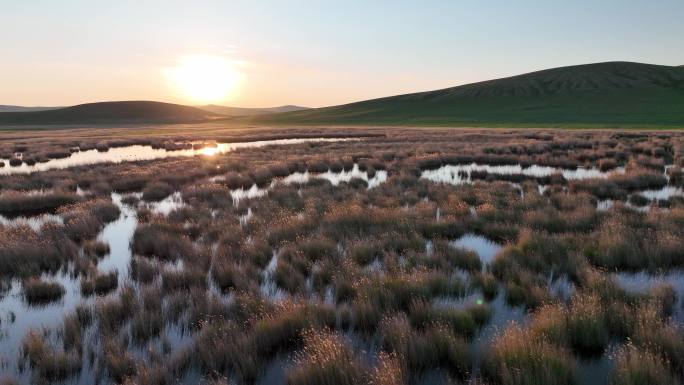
[433,290,485,309]
[95,193,138,279]
[281,164,388,189]
[239,207,253,226]
[451,233,503,265]
[470,291,529,376]
[0,192,136,380]
[596,199,655,213]
[261,251,285,302]
[228,164,388,204]
[639,186,684,201]
[231,184,269,205]
[421,163,623,185]
[0,273,83,380]
[0,213,63,231]
[596,200,615,211]
[547,273,575,301]
[576,344,619,385]
[145,191,185,215]
[0,138,357,175]
[614,270,684,322]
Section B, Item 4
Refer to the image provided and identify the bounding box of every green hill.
[0,101,219,126]
[198,104,309,116]
[250,62,684,127]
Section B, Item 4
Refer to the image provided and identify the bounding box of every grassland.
[246,62,684,128]
[1,127,684,384]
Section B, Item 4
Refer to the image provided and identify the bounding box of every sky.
[1,0,683,108]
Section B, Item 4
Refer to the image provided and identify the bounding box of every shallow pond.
[228,164,387,204]
[421,163,624,185]
[451,233,503,265]
[281,164,388,189]
[614,270,684,323]
[95,193,138,278]
[639,186,684,201]
[230,184,270,204]
[0,137,357,175]
[145,191,186,215]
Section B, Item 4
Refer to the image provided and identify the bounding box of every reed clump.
[21,329,82,381]
[482,324,576,385]
[0,190,80,216]
[22,278,65,305]
[286,329,370,385]
[80,271,118,296]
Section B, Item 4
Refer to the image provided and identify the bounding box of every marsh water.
[614,270,684,323]
[422,162,684,213]
[0,213,63,230]
[281,164,388,189]
[0,162,388,381]
[0,193,136,381]
[452,234,502,265]
[420,163,625,185]
[1,150,682,384]
[0,137,356,175]
[223,164,388,204]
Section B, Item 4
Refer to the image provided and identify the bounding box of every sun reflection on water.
[200,146,219,156]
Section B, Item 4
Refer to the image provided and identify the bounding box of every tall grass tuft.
[286,329,370,385]
[380,314,471,379]
[0,190,80,216]
[482,324,576,385]
[21,329,82,381]
[0,224,78,277]
[370,352,404,385]
[132,222,197,261]
[80,271,118,296]
[610,343,678,385]
[142,181,174,201]
[22,278,65,305]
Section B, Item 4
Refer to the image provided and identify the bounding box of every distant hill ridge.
[0,101,219,125]
[0,101,311,126]
[1,62,682,127]
[248,61,684,127]
[419,61,684,98]
[0,105,62,113]
[198,104,309,116]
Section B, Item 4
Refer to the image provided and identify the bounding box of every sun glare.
[166,55,242,104]
[200,146,219,156]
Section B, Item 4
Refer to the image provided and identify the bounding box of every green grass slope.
[251,62,684,127]
[0,101,220,126]
[198,104,309,116]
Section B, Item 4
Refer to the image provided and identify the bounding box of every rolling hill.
[198,104,309,116]
[0,101,220,126]
[249,62,684,127]
[0,105,61,113]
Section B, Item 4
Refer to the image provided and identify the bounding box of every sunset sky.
[2,0,683,108]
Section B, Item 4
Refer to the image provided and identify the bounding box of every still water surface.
[0,138,356,175]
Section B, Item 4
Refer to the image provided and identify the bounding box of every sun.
[166,55,242,104]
